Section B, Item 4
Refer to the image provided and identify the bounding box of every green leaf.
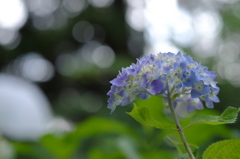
[203,139,240,159]
[128,96,177,131]
[184,106,240,129]
[175,149,198,159]
[172,93,180,102]
[219,106,239,122]
[166,136,198,156]
[127,103,176,130]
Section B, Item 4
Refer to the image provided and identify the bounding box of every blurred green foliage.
[5,97,237,159]
[0,0,240,159]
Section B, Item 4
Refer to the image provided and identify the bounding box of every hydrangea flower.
[107,52,219,114]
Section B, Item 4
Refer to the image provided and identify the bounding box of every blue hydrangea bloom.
[107,52,220,114]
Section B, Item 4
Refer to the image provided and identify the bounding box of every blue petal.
[173,98,184,108]
[181,70,199,87]
[127,63,140,75]
[210,95,219,103]
[186,104,196,112]
[186,98,203,112]
[191,89,201,98]
[212,87,220,95]
[199,85,211,95]
[121,97,130,106]
[195,102,204,110]
[188,71,199,83]
[107,85,118,96]
[180,62,187,69]
[118,90,125,97]
[138,92,150,100]
[183,80,192,87]
[205,100,214,108]
[107,103,116,114]
[138,73,149,87]
[110,78,126,86]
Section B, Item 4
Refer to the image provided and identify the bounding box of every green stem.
[167,93,195,159]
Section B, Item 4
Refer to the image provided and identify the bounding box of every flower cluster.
[107,52,219,113]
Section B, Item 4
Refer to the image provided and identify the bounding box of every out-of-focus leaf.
[89,148,123,159]
[203,139,240,159]
[184,106,240,129]
[167,136,198,156]
[175,148,198,159]
[175,153,190,159]
[183,123,231,146]
[142,150,176,159]
[13,142,56,159]
[117,136,140,159]
[40,117,139,159]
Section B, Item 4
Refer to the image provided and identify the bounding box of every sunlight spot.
[0,29,18,45]
[20,53,55,82]
[92,45,115,68]
[126,8,145,31]
[63,0,86,15]
[26,0,60,17]
[0,0,27,30]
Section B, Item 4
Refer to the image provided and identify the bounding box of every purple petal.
[163,67,170,73]
[110,74,129,86]
[127,68,136,75]
[147,79,163,95]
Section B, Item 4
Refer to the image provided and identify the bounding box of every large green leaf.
[203,139,240,159]
[127,103,176,130]
[127,96,176,130]
[184,106,240,129]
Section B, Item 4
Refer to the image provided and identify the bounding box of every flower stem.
[167,93,195,159]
